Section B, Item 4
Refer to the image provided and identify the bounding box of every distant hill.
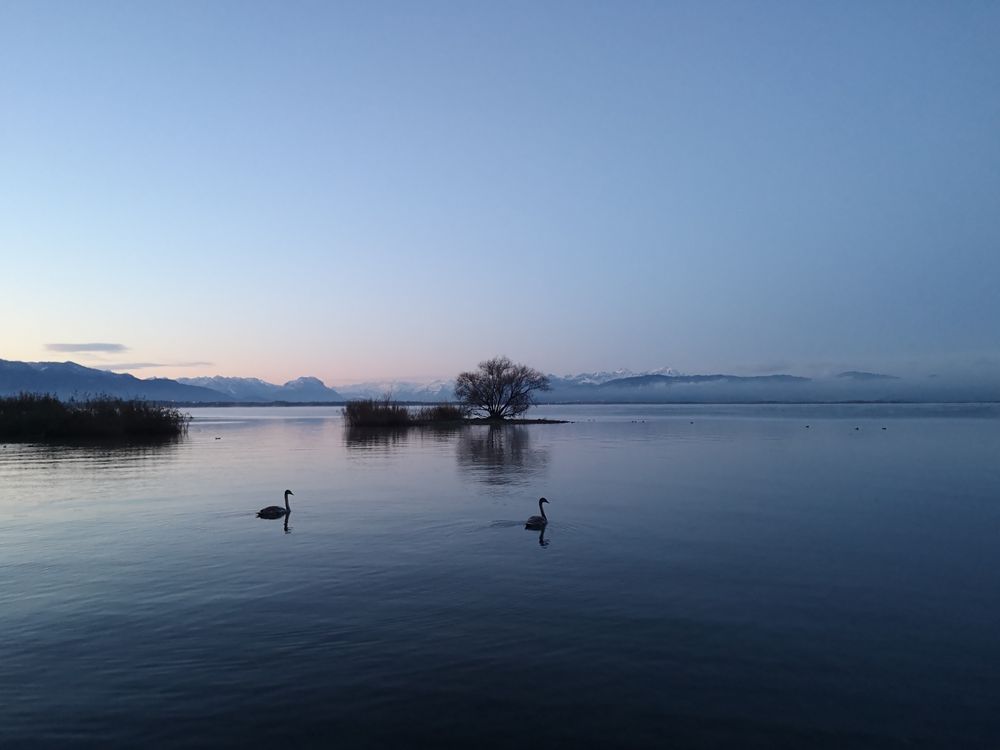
[540,369,999,403]
[178,375,343,402]
[0,359,233,402]
[0,360,344,404]
[598,373,810,389]
[544,372,814,403]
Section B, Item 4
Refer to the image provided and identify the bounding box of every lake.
[2,404,999,748]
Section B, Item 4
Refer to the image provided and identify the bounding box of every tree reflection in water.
[344,425,464,453]
[455,425,549,487]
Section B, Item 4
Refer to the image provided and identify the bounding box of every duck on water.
[525,497,549,529]
[258,489,293,519]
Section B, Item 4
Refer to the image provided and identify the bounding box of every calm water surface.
[2,404,999,748]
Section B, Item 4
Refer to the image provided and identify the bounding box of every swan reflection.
[534,525,549,547]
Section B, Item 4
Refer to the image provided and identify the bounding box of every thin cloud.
[47,342,128,353]
[97,361,214,371]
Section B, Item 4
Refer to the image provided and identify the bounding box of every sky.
[1,1,998,385]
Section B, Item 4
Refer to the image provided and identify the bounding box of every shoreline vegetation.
[167,399,998,407]
[342,397,568,428]
[0,393,189,442]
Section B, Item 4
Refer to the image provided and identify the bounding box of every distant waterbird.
[525,497,550,529]
[258,489,293,519]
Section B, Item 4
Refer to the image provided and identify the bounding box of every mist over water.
[2,405,999,748]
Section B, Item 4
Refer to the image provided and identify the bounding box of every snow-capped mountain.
[552,367,681,386]
[335,380,454,402]
[178,376,343,402]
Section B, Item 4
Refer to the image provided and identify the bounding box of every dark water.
[2,404,999,749]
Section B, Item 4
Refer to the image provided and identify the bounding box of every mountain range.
[334,379,454,402]
[0,359,231,402]
[553,367,681,386]
[2,358,997,404]
[177,376,343,402]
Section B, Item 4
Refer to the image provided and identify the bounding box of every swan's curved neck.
[284,492,291,511]
[539,499,546,519]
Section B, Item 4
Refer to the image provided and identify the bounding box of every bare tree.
[454,356,551,419]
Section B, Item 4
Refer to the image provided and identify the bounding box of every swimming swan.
[258,489,293,519]
[525,497,549,529]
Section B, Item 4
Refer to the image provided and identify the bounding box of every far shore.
[420,417,569,426]
[169,399,1000,408]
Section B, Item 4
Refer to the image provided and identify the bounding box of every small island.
[343,399,567,428]
[344,357,569,428]
[0,393,189,442]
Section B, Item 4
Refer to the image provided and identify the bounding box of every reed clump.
[342,398,469,428]
[412,403,469,422]
[0,393,189,441]
[342,397,412,427]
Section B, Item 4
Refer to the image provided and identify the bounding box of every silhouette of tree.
[454,356,550,419]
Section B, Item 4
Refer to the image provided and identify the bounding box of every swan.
[258,489,293,519]
[525,497,549,529]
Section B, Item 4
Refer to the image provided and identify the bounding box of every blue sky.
[2,1,998,384]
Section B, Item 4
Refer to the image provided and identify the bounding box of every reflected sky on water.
[2,404,1000,748]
